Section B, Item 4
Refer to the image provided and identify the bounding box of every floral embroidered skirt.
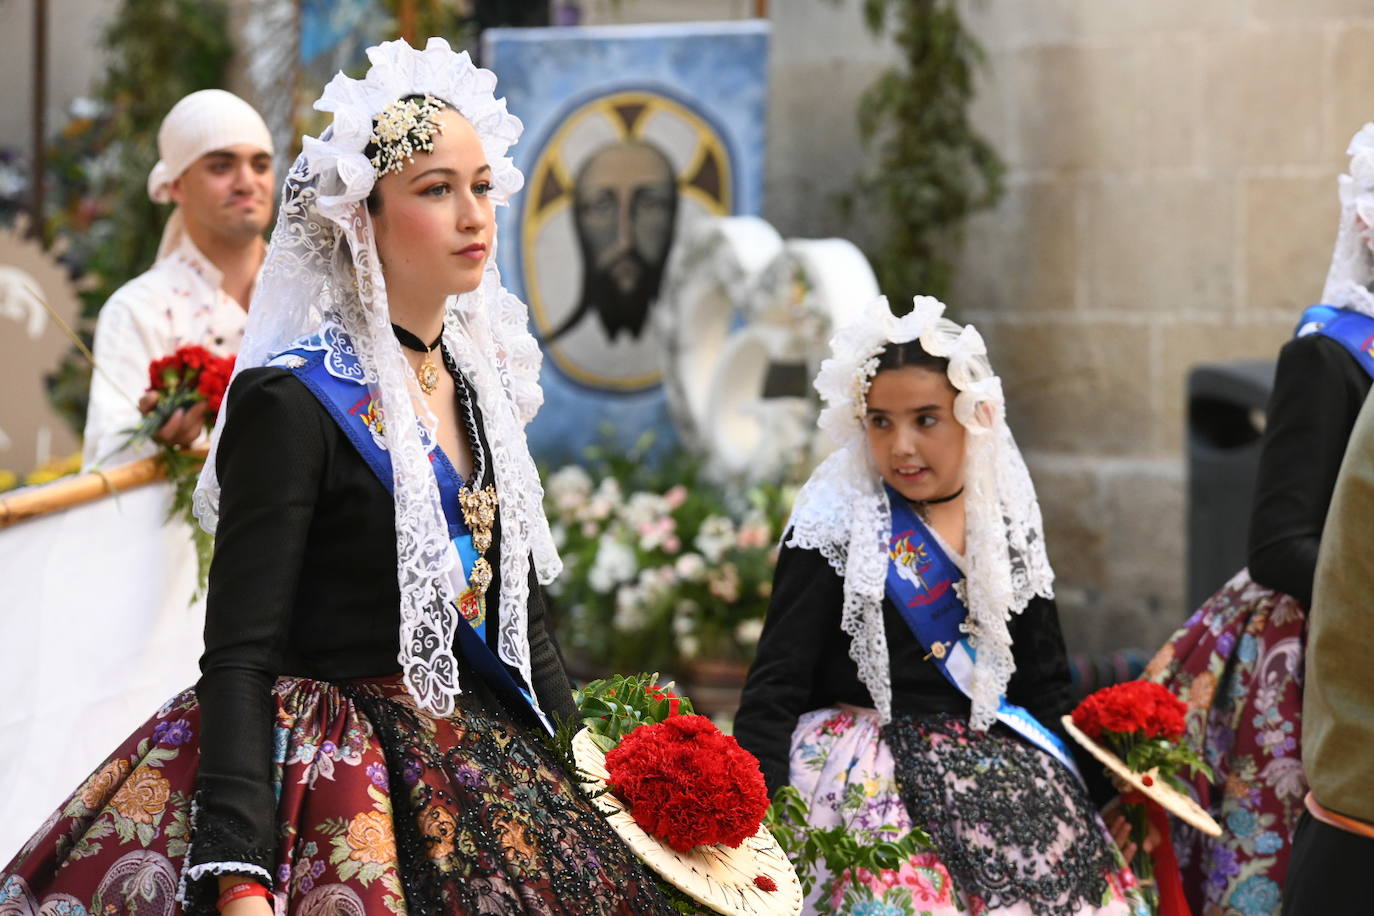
[1,675,672,916]
[789,705,1148,916]
[1142,569,1307,916]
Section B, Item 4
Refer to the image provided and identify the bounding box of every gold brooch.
[459,483,499,594]
[923,641,949,661]
[417,352,439,396]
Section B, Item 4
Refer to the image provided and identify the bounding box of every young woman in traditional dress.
[1140,123,1374,916]
[734,296,1148,916]
[0,38,673,916]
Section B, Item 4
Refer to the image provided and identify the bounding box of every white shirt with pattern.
[81,236,249,469]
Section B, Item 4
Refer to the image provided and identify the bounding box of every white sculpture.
[659,216,880,481]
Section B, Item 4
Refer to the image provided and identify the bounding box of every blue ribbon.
[1295,304,1374,379]
[883,486,1081,781]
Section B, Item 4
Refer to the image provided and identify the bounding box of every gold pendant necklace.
[459,484,499,593]
[417,351,439,396]
[391,323,444,396]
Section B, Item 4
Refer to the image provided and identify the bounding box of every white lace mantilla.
[789,296,1053,729]
[1323,123,1374,317]
[193,37,559,720]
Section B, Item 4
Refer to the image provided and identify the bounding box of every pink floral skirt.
[1143,569,1306,916]
[0,675,671,915]
[789,705,1147,916]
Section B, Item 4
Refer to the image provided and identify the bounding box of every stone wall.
[948,1,1371,653]
[592,0,1374,654]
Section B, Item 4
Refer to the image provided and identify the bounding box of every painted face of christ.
[550,139,678,342]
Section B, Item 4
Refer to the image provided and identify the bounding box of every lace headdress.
[1322,123,1374,316]
[193,37,560,719]
[788,295,1053,729]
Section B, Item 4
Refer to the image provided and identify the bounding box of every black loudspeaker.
[472,0,550,28]
[1186,360,1276,612]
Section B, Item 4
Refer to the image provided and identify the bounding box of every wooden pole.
[0,448,207,530]
[29,0,47,244]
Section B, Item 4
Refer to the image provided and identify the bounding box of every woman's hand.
[217,875,273,916]
[219,897,274,916]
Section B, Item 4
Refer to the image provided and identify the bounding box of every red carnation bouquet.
[112,345,237,595]
[576,673,770,853]
[1069,681,1212,916]
[142,344,236,431]
[607,713,769,852]
[566,673,789,914]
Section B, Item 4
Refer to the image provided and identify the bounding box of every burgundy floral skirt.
[1,675,671,915]
[1143,569,1307,916]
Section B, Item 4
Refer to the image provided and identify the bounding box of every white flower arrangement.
[541,449,796,673]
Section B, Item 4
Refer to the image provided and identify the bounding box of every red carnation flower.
[1072,681,1188,741]
[195,354,236,416]
[605,714,769,852]
[141,346,237,428]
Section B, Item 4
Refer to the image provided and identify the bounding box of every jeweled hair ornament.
[370,94,445,178]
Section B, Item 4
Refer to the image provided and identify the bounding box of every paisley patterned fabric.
[1143,570,1307,916]
[1,676,671,915]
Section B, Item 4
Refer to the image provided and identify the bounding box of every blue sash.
[883,487,1081,781]
[1295,305,1374,379]
[268,332,549,732]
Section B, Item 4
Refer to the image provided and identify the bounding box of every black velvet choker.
[391,323,444,395]
[390,323,443,353]
[915,486,964,507]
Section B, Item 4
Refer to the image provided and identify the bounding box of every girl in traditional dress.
[0,38,672,916]
[1140,123,1374,916]
[734,296,1148,916]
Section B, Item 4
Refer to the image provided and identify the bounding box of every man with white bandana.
[81,89,274,468]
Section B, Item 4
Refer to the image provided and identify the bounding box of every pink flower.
[664,485,688,509]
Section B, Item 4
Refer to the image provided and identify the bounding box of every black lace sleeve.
[734,540,843,796]
[526,565,579,728]
[1003,596,1113,806]
[185,368,327,902]
[1248,334,1372,606]
[1004,595,1074,727]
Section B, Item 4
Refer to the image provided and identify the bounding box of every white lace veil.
[193,38,560,719]
[1322,123,1374,316]
[787,295,1053,729]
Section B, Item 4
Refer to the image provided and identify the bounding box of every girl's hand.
[1103,794,1162,862]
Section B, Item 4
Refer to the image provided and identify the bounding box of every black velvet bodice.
[190,363,576,884]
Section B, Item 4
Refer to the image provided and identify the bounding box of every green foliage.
[1120,736,1213,796]
[765,785,931,912]
[43,0,235,432]
[574,672,695,750]
[545,671,693,790]
[842,0,1005,304]
[162,449,213,599]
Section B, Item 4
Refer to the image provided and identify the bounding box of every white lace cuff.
[176,861,273,906]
